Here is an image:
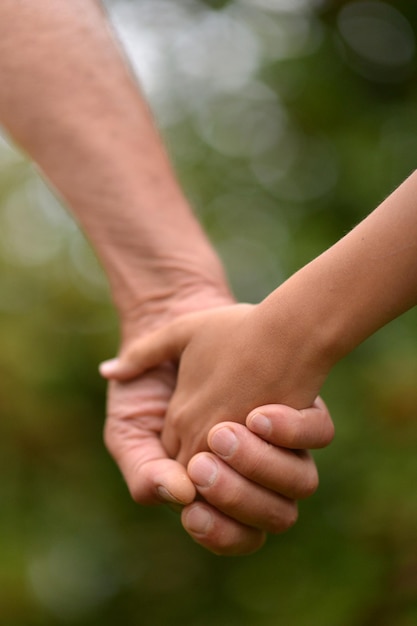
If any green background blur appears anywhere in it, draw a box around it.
[1,1,417,624]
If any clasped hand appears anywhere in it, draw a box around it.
[102,303,334,555]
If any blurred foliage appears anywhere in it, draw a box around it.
[1,0,417,624]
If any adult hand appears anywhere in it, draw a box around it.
[103,303,331,464]
[105,374,333,555]
[103,298,334,555]
[181,397,333,554]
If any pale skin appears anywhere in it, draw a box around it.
[0,0,334,555]
[103,171,417,489]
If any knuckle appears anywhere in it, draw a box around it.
[217,486,245,510]
[167,399,190,431]
[129,481,145,505]
[276,501,298,533]
[212,531,266,557]
[243,444,270,477]
[283,501,299,531]
[285,414,307,448]
[298,465,319,499]
[266,500,298,534]
[168,406,182,429]
[285,503,298,530]
[289,452,320,499]
[322,420,336,447]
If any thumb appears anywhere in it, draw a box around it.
[99,314,200,381]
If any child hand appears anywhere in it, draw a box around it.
[100,302,330,465]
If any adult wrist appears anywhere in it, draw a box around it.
[118,279,235,348]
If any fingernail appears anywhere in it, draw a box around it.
[156,485,183,505]
[210,427,237,457]
[183,505,212,534]
[188,455,218,487]
[99,358,119,377]
[248,412,271,437]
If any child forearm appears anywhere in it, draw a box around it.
[259,170,417,374]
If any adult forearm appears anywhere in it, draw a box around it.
[0,0,231,332]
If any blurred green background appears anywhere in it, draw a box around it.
[1,0,417,624]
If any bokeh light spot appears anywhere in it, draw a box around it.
[337,2,415,82]
[194,82,286,158]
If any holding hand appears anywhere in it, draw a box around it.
[101,303,330,464]
[104,368,333,554]
[102,302,334,554]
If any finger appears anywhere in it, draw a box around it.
[181,502,266,556]
[105,419,196,506]
[246,396,335,450]
[104,379,196,505]
[208,422,319,499]
[187,453,298,534]
[99,315,200,381]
